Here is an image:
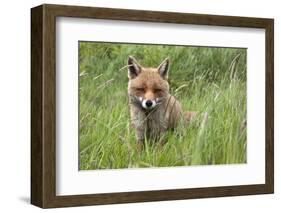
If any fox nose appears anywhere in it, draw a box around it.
[146,100,153,107]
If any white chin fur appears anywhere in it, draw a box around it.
[141,99,156,109]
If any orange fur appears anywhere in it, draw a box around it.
[127,56,196,147]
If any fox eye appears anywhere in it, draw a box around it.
[136,87,145,92]
[154,88,162,93]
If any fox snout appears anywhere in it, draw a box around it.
[139,97,157,110]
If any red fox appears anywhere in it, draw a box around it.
[127,56,197,148]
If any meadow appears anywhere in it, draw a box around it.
[79,42,247,170]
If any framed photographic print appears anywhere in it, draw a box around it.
[31,4,274,208]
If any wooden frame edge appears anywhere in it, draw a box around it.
[31,5,44,207]
[265,19,274,194]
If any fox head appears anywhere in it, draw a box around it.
[127,56,170,110]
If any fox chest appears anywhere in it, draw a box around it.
[130,104,171,140]
[144,111,168,137]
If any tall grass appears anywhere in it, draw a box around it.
[79,42,247,170]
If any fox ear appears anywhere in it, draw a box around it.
[128,56,142,79]
[158,57,169,79]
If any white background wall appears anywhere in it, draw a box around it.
[0,0,279,212]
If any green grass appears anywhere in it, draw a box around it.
[79,42,247,170]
